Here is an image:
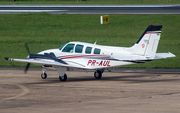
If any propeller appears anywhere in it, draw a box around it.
[24,63,30,74]
[23,43,67,73]
[24,43,31,74]
[25,43,31,55]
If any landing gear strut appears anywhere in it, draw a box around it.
[41,69,47,79]
[59,74,67,81]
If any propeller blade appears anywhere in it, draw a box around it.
[25,43,30,55]
[24,63,30,74]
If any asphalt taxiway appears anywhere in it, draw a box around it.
[0,69,180,113]
[0,5,180,14]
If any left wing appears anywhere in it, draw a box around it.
[4,57,87,69]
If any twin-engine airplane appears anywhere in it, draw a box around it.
[4,25,175,81]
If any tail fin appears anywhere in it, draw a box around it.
[130,24,162,58]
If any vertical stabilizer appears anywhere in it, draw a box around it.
[130,25,162,58]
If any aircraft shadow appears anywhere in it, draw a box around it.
[23,74,180,85]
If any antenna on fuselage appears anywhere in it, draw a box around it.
[94,38,98,45]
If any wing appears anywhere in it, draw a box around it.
[4,57,86,69]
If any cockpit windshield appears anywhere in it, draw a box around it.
[62,43,75,53]
[59,44,66,50]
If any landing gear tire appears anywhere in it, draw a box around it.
[59,74,67,81]
[94,70,102,79]
[41,73,47,79]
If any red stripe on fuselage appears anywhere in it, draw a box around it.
[60,55,108,59]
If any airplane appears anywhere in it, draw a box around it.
[4,24,175,81]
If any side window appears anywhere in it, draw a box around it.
[75,44,84,53]
[62,44,75,53]
[94,48,101,54]
[85,47,92,54]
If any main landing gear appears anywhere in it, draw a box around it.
[59,74,67,81]
[94,70,103,79]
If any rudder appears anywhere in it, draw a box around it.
[131,25,162,58]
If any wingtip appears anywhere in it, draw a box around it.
[4,57,9,61]
[4,57,14,61]
[168,52,176,57]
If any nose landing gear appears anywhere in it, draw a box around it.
[41,69,47,79]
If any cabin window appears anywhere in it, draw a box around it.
[75,44,84,53]
[94,48,101,54]
[62,44,75,53]
[85,47,92,54]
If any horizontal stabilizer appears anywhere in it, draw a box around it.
[113,55,147,61]
[155,52,176,59]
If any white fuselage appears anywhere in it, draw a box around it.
[38,42,135,69]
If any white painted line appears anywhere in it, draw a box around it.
[0,84,29,101]
[0,10,66,12]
